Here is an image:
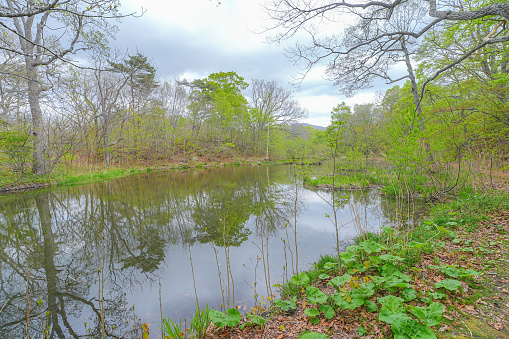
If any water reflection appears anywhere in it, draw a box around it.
[0,165,422,338]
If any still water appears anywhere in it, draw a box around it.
[0,164,418,338]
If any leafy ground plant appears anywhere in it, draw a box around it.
[209,308,241,328]
[207,191,509,339]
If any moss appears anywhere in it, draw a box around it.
[461,315,509,339]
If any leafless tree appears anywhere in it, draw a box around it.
[0,0,58,18]
[249,79,308,159]
[264,0,509,99]
[0,0,135,175]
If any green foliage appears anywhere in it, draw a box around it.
[290,272,310,286]
[327,273,352,291]
[298,332,329,339]
[356,326,367,336]
[190,303,211,338]
[378,295,406,324]
[304,308,321,324]
[306,286,328,304]
[434,279,462,292]
[401,288,418,302]
[162,316,186,339]
[319,304,335,319]
[240,314,267,329]
[209,308,241,328]
[274,297,297,312]
[427,265,480,278]
[391,317,437,339]
[0,130,32,176]
[408,302,444,327]
[333,282,374,310]
[304,308,319,317]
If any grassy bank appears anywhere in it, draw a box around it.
[190,188,509,338]
[0,157,295,193]
[302,160,475,201]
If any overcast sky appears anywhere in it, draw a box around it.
[114,0,381,127]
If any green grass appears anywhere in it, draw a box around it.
[57,168,136,186]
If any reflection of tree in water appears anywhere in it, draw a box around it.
[0,192,136,338]
[188,187,253,247]
[0,165,313,337]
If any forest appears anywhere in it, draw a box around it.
[0,0,507,196]
[0,0,509,339]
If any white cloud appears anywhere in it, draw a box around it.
[116,1,385,127]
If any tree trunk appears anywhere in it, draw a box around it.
[265,125,270,160]
[26,65,46,175]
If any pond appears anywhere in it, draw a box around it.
[0,164,421,338]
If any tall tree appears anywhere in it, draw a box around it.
[264,0,509,97]
[1,0,130,175]
[182,71,249,150]
[249,79,307,159]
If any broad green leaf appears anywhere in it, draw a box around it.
[407,241,425,249]
[209,308,241,327]
[430,292,446,300]
[371,275,387,287]
[408,305,426,321]
[324,262,338,270]
[381,263,400,277]
[368,255,382,265]
[393,271,412,282]
[209,309,228,327]
[319,304,335,319]
[364,299,378,312]
[380,254,404,262]
[310,317,320,324]
[422,302,444,327]
[461,269,480,277]
[225,308,241,327]
[439,266,462,278]
[299,332,329,339]
[392,317,436,339]
[378,295,406,324]
[349,283,375,299]
[274,297,297,311]
[249,315,267,326]
[328,273,352,290]
[401,288,417,301]
[304,308,319,317]
[332,292,364,310]
[319,273,331,280]
[339,251,358,264]
[306,286,328,304]
[383,276,413,292]
[358,240,387,254]
[291,272,310,286]
[435,279,462,292]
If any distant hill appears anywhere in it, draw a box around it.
[298,123,327,131]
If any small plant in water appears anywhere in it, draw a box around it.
[161,316,186,339]
[191,303,211,338]
[162,303,211,338]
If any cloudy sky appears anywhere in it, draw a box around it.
[114,0,380,127]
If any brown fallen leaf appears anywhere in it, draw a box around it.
[438,325,451,332]
[490,323,504,330]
